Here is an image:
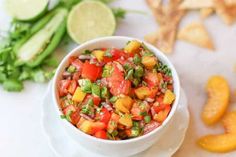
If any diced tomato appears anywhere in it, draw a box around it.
[69,56,77,64]
[131,103,143,120]
[144,72,159,88]
[59,80,71,97]
[99,108,111,124]
[82,61,102,81]
[70,109,81,125]
[154,105,171,123]
[92,122,107,134]
[143,121,160,135]
[107,64,131,95]
[148,88,158,99]
[103,48,127,63]
[71,59,83,71]
[83,94,101,106]
[125,129,132,137]
[63,105,76,115]
[68,80,77,94]
[94,130,107,139]
[72,72,81,81]
[107,113,120,133]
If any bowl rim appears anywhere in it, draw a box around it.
[52,36,180,144]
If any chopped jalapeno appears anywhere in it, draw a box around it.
[78,79,92,93]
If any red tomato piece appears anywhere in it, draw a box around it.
[143,121,160,135]
[94,130,107,139]
[103,48,127,63]
[59,80,71,97]
[144,72,159,88]
[72,71,81,81]
[99,108,111,124]
[131,103,143,121]
[154,105,171,123]
[68,80,77,94]
[148,88,158,99]
[71,59,83,71]
[63,105,76,115]
[69,56,77,64]
[92,122,107,134]
[83,94,101,106]
[107,113,120,133]
[82,61,102,81]
[70,109,81,125]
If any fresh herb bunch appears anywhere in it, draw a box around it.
[0,0,127,92]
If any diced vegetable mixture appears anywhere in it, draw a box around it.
[58,40,175,140]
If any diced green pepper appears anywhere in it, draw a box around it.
[78,79,92,93]
[102,64,113,77]
[144,115,151,123]
[109,96,118,103]
[101,86,109,98]
[92,83,101,97]
[131,127,140,137]
[134,65,144,78]
[125,69,134,80]
[67,65,76,73]
[133,54,141,64]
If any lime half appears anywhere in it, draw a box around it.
[6,0,49,21]
[67,0,116,44]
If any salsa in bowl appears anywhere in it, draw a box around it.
[52,36,180,156]
[57,40,176,140]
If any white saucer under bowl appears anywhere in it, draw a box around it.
[41,84,189,157]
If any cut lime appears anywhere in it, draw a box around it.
[67,0,116,44]
[6,0,49,21]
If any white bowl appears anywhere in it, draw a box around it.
[52,36,180,157]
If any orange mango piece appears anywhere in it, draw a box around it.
[197,134,236,153]
[201,75,230,125]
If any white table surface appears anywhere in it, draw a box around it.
[1,0,236,157]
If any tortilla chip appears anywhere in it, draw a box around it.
[179,0,213,9]
[225,0,236,5]
[145,0,185,53]
[200,8,214,19]
[146,0,162,9]
[156,26,177,53]
[177,22,214,50]
[214,0,236,25]
[144,31,159,45]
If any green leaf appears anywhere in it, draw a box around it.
[3,79,23,92]
[82,49,92,55]
[42,57,59,68]
[125,69,134,80]
[31,69,46,83]
[112,8,127,20]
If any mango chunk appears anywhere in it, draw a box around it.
[72,87,86,102]
[119,114,133,127]
[92,50,105,62]
[115,96,133,113]
[79,120,93,135]
[202,75,230,125]
[134,86,151,100]
[163,90,175,105]
[197,134,236,153]
[141,56,157,69]
[124,40,141,54]
[222,111,236,134]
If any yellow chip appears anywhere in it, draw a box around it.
[177,22,214,50]
[179,0,213,9]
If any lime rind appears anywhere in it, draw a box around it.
[6,0,49,21]
[67,0,116,44]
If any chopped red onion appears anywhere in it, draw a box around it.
[80,113,94,121]
[102,102,113,111]
[79,55,92,60]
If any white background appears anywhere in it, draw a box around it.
[1,0,236,156]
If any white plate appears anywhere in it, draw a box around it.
[41,84,189,157]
